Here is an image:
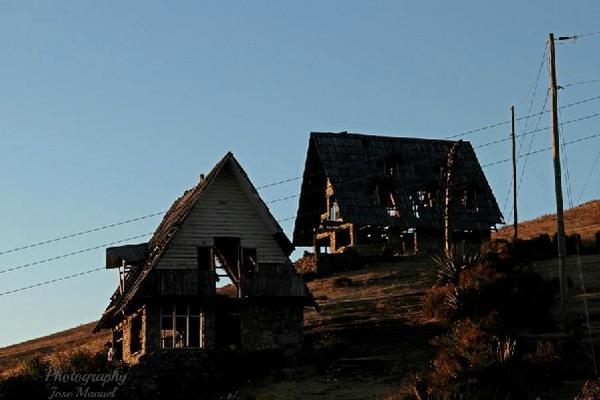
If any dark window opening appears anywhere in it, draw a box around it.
[112,329,123,361]
[384,154,403,177]
[383,191,400,217]
[130,312,142,354]
[197,246,213,271]
[336,229,351,250]
[409,193,420,218]
[160,303,204,349]
[462,188,478,211]
[328,195,338,221]
[214,237,241,296]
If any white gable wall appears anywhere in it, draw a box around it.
[155,163,289,270]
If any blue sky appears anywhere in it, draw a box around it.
[1,1,600,347]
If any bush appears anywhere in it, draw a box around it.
[423,244,556,332]
[422,285,454,320]
[55,350,109,372]
[575,379,600,400]
[20,356,51,379]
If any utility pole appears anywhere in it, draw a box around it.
[511,106,518,242]
[444,140,462,256]
[548,32,569,316]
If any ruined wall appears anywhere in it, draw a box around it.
[240,303,303,355]
[120,306,147,364]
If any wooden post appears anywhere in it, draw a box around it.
[511,106,518,242]
[444,141,462,256]
[548,33,569,315]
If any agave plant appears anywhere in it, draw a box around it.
[433,245,485,286]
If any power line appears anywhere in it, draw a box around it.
[474,111,600,150]
[577,149,600,203]
[0,267,105,297]
[5,129,600,297]
[2,94,600,259]
[255,176,301,190]
[0,212,164,257]
[0,232,153,275]
[562,79,600,88]
[557,31,600,41]
[481,130,600,168]
[499,43,548,216]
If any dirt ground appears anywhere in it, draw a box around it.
[240,258,442,400]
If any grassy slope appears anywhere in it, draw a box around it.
[241,257,441,400]
[0,322,109,377]
[495,199,600,243]
[0,258,440,399]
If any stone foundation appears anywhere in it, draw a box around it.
[240,303,304,353]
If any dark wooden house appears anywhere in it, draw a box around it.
[293,132,503,254]
[94,152,314,363]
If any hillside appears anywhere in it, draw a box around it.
[3,252,600,398]
[495,199,600,243]
[0,321,109,377]
[0,258,439,398]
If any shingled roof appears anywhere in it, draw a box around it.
[95,152,305,332]
[293,132,504,245]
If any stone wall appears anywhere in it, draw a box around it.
[240,303,303,355]
[120,306,146,364]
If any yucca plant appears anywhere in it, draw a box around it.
[433,245,485,286]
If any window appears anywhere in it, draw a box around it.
[385,192,400,217]
[384,155,403,177]
[160,303,204,349]
[130,312,142,354]
[462,188,478,211]
[329,196,338,221]
[409,193,420,218]
[197,247,213,271]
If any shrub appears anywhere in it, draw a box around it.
[20,356,51,379]
[425,317,526,399]
[57,350,110,372]
[433,247,485,286]
[575,379,600,400]
[422,285,454,320]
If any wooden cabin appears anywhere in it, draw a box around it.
[293,132,504,255]
[94,152,314,363]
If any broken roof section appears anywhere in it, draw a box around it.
[95,152,309,332]
[293,132,504,245]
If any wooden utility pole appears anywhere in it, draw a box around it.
[511,106,518,242]
[444,140,462,256]
[548,32,569,314]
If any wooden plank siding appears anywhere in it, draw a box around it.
[156,164,288,270]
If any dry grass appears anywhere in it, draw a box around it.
[0,321,109,378]
[495,199,600,244]
[242,258,442,400]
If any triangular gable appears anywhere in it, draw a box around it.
[94,152,297,332]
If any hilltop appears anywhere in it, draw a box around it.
[495,199,600,244]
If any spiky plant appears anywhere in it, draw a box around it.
[433,245,485,286]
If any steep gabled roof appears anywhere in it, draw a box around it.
[293,132,504,245]
[95,152,302,332]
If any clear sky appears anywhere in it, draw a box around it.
[1,1,600,347]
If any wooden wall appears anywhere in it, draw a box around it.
[156,164,288,271]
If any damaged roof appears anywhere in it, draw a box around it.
[293,132,504,245]
[95,152,310,332]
